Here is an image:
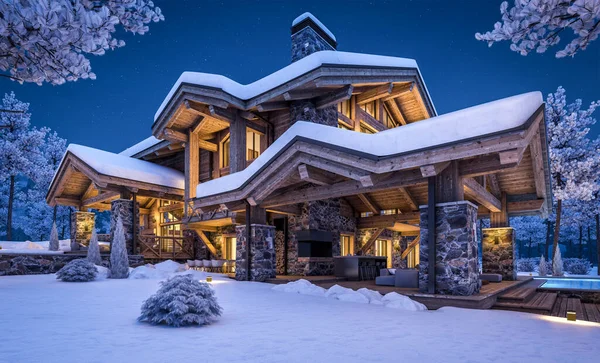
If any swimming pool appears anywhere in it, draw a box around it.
[538,278,600,291]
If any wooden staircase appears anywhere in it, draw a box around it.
[493,279,558,314]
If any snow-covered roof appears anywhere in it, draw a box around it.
[292,12,336,42]
[68,144,184,189]
[196,91,543,198]
[119,136,162,157]
[155,50,429,121]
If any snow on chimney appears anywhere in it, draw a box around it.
[291,12,337,63]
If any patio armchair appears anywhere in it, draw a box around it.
[187,260,195,270]
[375,268,419,288]
[212,259,225,273]
[194,260,203,271]
[202,259,211,272]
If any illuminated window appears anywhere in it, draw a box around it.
[380,209,397,215]
[360,212,374,218]
[381,107,398,128]
[375,239,392,268]
[341,234,354,256]
[360,101,377,118]
[247,130,261,160]
[337,99,351,117]
[223,237,237,260]
[407,243,420,269]
[221,136,230,168]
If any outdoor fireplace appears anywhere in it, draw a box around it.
[297,230,333,258]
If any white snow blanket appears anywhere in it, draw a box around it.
[1,271,598,362]
[119,136,162,157]
[0,239,71,254]
[196,91,542,198]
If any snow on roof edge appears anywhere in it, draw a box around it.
[195,91,543,199]
[292,12,336,42]
[153,50,421,122]
[119,136,162,157]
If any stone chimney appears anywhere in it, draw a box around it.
[291,12,337,63]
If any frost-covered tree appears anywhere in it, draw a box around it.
[546,87,600,266]
[476,0,600,58]
[109,215,128,279]
[49,222,59,251]
[511,216,546,257]
[553,246,564,276]
[87,229,102,265]
[0,0,164,85]
[56,258,97,282]
[0,92,47,240]
[539,255,548,276]
[138,275,223,327]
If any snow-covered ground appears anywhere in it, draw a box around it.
[518,266,599,278]
[0,239,71,254]
[1,264,598,363]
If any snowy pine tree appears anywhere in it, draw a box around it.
[553,247,564,276]
[49,222,59,251]
[87,229,102,265]
[539,255,548,276]
[476,0,600,58]
[138,275,223,327]
[56,259,97,282]
[0,1,164,85]
[109,216,129,279]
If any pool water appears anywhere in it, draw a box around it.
[540,278,600,291]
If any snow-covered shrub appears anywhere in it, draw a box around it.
[271,279,326,297]
[49,222,59,251]
[109,216,129,279]
[538,255,548,276]
[517,258,537,272]
[87,229,102,265]
[138,275,222,327]
[564,258,592,275]
[553,248,564,276]
[56,259,97,282]
[382,292,427,311]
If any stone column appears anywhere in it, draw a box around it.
[291,16,337,63]
[110,199,139,254]
[70,211,95,251]
[482,227,517,280]
[419,201,481,296]
[289,100,338,128]
[235,224,276,281]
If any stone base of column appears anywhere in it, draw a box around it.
[235,224,276,281]
[70,211,95,251]
[110,199,139,254]
[419,201,481,296]
[482,227,517,281]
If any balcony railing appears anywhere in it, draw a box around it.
[138,235,194,260]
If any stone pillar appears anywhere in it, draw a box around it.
[110,199,139,254]
[419,201,481,296]
[235,224,276,281]
[291,14,337,63]
[70,211,95,251]
[289,100,338,128]
[482,227,517,281]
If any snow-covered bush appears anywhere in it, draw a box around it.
[563,258,592,275]
[517,258,537,272]
[138,275,222,327]
[87,229,102,265]
[49,222,59,251]
[109,216,129,279]
[538,255,548,276]
[553,248,564,276]
[56,259,97,282]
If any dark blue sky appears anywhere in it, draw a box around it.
[1,0,598,153]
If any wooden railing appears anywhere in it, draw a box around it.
[138,235,194,260]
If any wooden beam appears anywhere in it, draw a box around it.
[499,148,525,165]
[265,204,302,216]
[486,174,501,198]
[463,177,501,212]
[190,116,206,134]
[458,154,518,178]
[208,105,235,123]
[357,193,380,214]
[420,161,450,177]
[198,139,218,153]
[401,235,421,259]
[398,187,419,211]
[385,99,407,126]
[163,128,188,143]
[229,112,246,173]
[529,131,547,199]
[381,82,414,102]
[315,85,353,109]
[435,161,463,203]
[257,101,288,112]
[158,202,184,213]
[356,83,393,105]
[337,113,355,129]
[82,191,119,207]
[283,89,327,101]
[490,193,509,228]
[184,130,199,216]
[356,107,385,132]
[298,164,334,186]
[54,197,81,207]
[196,230,218,256]
[357,228,385,254]
[357,213,420,229]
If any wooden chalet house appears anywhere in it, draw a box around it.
[47,13,551,296]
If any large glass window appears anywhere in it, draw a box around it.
[223,237,237,260]
[337,99,351,118]
[221,136,230,168]
[375,239,392,268]
[406,243,420,269]
[247,130,261,160]
[340,234,354,256]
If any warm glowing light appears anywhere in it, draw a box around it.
[538,315,599,327]
[206,276,213,283]
[566,311,576,321]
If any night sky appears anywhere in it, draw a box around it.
[1,0,598,153]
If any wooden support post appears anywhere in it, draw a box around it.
[490,193,509,228]
[132,193,137,255]
[184,129,199,217]
[435,160,463,203]
[230,111,247,173]
[427,176,436,294]
[245,200,252,281]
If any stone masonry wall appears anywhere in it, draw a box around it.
[70,211,95,251]
[0,254,144,276]
[291,26,335,63]
[235,224,276,281]
[110,199,140,254]
[289,100,337,128]
[482,227,517,281]
[419,201,481,296]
